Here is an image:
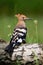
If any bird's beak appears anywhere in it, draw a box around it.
[25,18,32,20]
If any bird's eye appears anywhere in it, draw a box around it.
[22,17,24,19]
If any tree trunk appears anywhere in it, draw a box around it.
[0,40,43,65]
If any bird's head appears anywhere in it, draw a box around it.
[15,14,32,21]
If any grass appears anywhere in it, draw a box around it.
[0,15,43,43]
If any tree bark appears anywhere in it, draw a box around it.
[0,40,43,65]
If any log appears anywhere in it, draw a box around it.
[0,40,43,65]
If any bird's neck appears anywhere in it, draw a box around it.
[16,20,26,27]
[18,20,25,23]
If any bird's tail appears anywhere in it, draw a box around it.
[5,42,16,56]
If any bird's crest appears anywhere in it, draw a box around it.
[15,14,28,21]
[15,14,32,21]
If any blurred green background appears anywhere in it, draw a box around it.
[0,0,43,43]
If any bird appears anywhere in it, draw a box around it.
[5,14,32,56]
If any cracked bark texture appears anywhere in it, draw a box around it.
[0,40,43,65]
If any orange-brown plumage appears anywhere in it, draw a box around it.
[15,14,28,27]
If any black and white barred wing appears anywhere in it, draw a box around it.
[10,27,27,45]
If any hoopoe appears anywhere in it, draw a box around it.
[5,14,32,56]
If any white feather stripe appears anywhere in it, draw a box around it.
[17,38,22,43]
[18,33,24,36]
[13,44,15,47]
[13,32,17,36]
[16,28,26,33]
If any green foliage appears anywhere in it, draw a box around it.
[0,0,43,15]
